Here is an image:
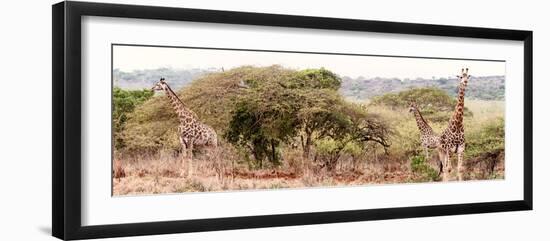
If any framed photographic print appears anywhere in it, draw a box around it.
[52,1,533,240]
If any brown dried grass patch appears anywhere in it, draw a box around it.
[113,159,126,178]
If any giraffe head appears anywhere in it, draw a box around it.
[457,68,471,86]
[408,101,418,113]
[152,77,168,91]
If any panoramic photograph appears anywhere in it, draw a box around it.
[111,44,505,196]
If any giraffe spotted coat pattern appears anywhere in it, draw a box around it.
[152,78,217,176]
[438,68,470,181]
[409,101,439,150]
[409,101,442,174]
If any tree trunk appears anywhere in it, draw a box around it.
[326,147,344,172]
[270,139,276,163]
[251,146,262,168]
[302,132,312,159]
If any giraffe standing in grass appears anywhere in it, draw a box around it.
[152,78,218,177]
[438,68,470,181]
[409,101,442,174]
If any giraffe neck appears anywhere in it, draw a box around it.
[449,81,468,127]
[413,109,433,135]
[162,85,196,121]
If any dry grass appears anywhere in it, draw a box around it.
[113,159,126,179]
[112,150,417,196]
[112,161,504,196]
[112,149,502,196]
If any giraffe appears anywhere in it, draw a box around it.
[409,101,442,174]
[152,78,218,176]
[438,68,470,181]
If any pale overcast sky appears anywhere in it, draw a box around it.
[113,45,505,79]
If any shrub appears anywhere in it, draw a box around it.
[113,87,154,149]
[370,87,472,120]
[465,117,505,159]
[315,138,345,170]
[410,155,439,182]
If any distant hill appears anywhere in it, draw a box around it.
[114,67,505,100]
[340,75,505,100]
[113,67,219,90]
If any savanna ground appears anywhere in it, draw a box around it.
[112,66,505,196]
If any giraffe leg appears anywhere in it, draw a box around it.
[438,150,447,181]
[438,152,443,177]
[179,136,187,177]
[441,150,452,182]
[179,136,186,158]
[457,144,465,181]
[187,140,194,177]
[445,149,452,181]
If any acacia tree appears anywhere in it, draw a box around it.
[296,90,345,158]
[225,82,301,167]
[316,104,391,171]
[225,67,391,170]
[286,69,343,158]
[225,68,341,165]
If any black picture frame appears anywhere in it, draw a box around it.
[52,1,533,240]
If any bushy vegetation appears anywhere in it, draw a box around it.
[410,155,439,182]
[465,117,504,159]
[119,66,272,154]
[371,88,455,111]
[113,87,154,149]
[113,65,505,195]
[119,66,390,168]
[462,115,505,179]
[370,87,472,121]
[225,67,389,169]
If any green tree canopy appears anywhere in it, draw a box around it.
[225,81,302,166]
[370,87,472,121]
[112,87,154,149]
[225,68,390,168]
[284,68,342,90]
